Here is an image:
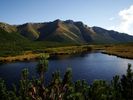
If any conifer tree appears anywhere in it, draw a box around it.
[36,54,49,85]
[121,63,133,99]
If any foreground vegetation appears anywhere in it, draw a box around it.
[0,55,133,100]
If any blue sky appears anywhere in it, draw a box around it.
[0,0,133,35]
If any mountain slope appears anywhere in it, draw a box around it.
[0,23,31,56]
[0,19,133,45]
[33,20,84,44]
[92,26,133,43]
[0,23,29,43]
[0,22,16,33]
[17,23,41,40]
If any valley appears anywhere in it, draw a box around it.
[0,20,133,62]
[1,0,133,99]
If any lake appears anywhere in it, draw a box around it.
[0,52,133,88]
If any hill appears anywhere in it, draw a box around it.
[1,20,133,45]
[0,19,133,57]
[16,19,133,44]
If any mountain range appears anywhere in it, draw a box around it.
[0,19,133,45]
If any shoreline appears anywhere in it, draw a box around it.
[0,53,43,63]
[1,50,133,63]
[91,44,133,60]
[0,44,133,63]
[0,52,89,63]
[101,51,133,60]
[0,45,92,63]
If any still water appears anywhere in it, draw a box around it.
[0,52,133,88]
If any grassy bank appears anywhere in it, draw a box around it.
[0,45,91,62]
[91,43,133,59]
[0,43,133,62]
[0,53,44,63]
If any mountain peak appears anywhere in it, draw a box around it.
[65,20,74,24]
[54,19,62,23]
[74,21,88,28]
[0,19,133,44]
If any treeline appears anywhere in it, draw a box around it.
[0,55,133,100]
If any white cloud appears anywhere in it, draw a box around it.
[109,17,115,21]
[117,5,133,35]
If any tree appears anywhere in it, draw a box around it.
[75,80,90,99]
[121,63,133,99]
[63,68,72,86]
[110,75,122,100]
[19,68,30,100]
[36,54,49,85]
[51,70,62,85]
[0,78,9,100]
[90,80,110,100]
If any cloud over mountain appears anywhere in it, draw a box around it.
[108,5,133,35]
[118,5,133,34]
